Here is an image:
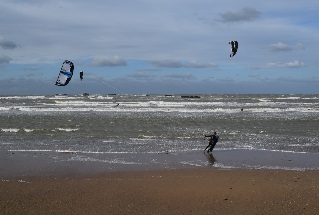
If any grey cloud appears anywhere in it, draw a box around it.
[0,55,12,64]
[0,39,19,49]
[219,7,261,22]
[91,56,127,67]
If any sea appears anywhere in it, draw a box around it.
[1,94,319,176]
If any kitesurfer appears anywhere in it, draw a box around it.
[204,131,219,153]
[80,71,84,81]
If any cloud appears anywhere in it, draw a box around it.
[149,60,217,68]
[219,7,261,22]
[187,61,218,68]
[150,60,183,68]
[128,71,155,80]
[266,60,305,68]
[270,42,291,51]
[0,55,12,64]
[0,38,19,49]
[163,73,195,80]
[285,60,305,68]
[269,42,305,52]
[90,56,127,67]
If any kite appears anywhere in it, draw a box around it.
[80,71,84,81]
[229,41,238,57]
[55,60,74,86]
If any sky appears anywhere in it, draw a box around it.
[0,0,319,95]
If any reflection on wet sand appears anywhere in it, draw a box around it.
[204,152,217,166]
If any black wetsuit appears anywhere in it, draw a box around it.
[204,134,219,152]
[80,71,83,81]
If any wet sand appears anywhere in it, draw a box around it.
[1,149,319,178]
[1,150,319,214]
[1,169,319,215]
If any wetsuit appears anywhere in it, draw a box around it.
[204,134,219,152]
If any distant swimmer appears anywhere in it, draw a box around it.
[204,131,219,153]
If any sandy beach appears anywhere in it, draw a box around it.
[1,168,319,215]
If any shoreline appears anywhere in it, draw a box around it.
[1,168,319,215]
[1,149,318,179]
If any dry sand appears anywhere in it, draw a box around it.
[1,168,319,215]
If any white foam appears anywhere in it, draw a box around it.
[1,94,318,114]
[102,140,115,143]
[68,155,142,165]
[55,128,79,132]
[212,163,237,169]
[23,129,34,132]
[54,100,114,106]
[242,164,313,171]
[180,161,203,167]
[8,149,52,152]
[1,142,13,145]
[276,97,301,100]
[0,95,46,100]
[1,128,20,133]
[56,150,80,154]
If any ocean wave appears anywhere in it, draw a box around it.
[55,128,79,132]
[1,128,20,133]
[67,155,142,165]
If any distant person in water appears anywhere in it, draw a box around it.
[204,131,219,153]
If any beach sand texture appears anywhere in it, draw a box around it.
[1,169,319,215]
